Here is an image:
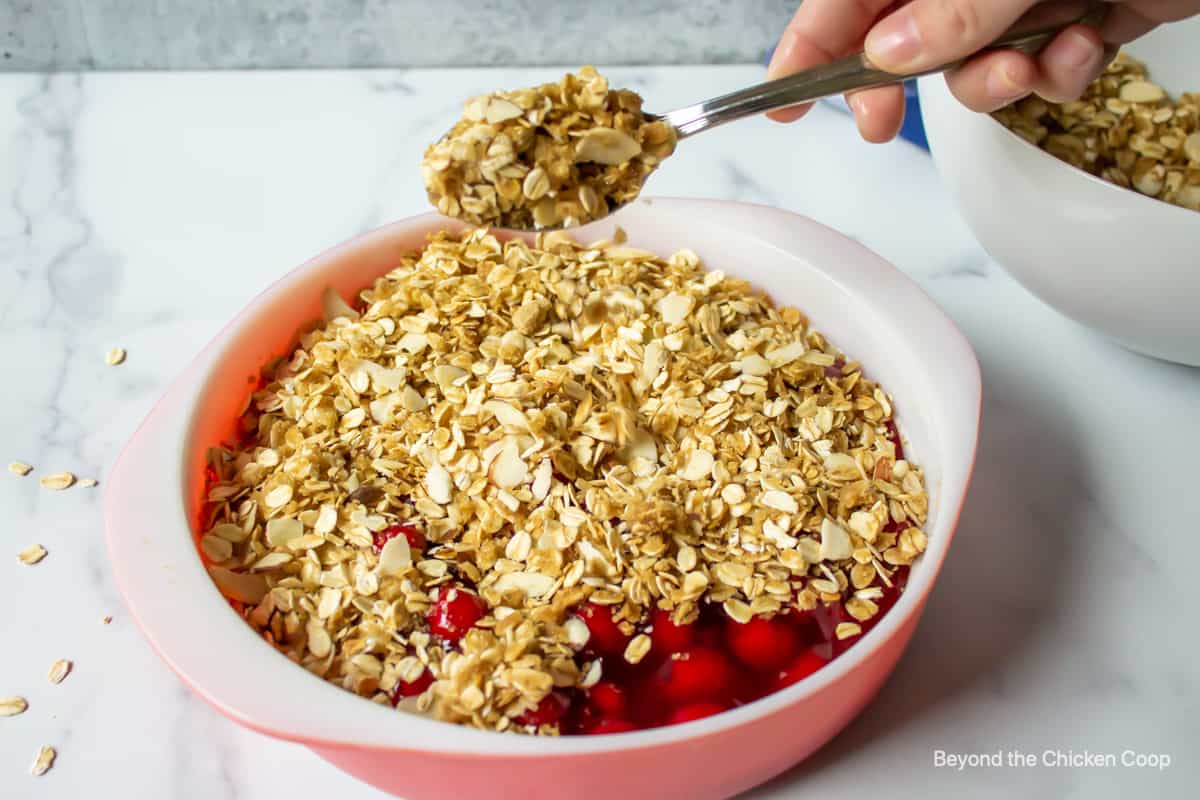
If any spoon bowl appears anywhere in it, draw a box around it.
[431,1,1106,231]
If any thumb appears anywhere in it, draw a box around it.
[865,0,1039,73]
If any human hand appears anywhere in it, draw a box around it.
[766,0,1200,142]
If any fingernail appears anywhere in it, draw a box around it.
[866,10,922,71]
[985,63,1027,102]
[1053,29,1101,70]
[766,34,796,80]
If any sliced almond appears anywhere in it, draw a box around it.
[761,489,798,514]
[378,535,413,576]
[493,571,555,599]
[426,461,453,505]
[208,566,267,604]
[1120,80,1165,104]
[486,97,524,124]
[321,286,359,322]
[482,399,530,430]
[200,534,233,563]
[819,517,853,562]
[656,292,693,325]
[575,127,642,165]
[490,442,528,489]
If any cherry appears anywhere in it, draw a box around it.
[515,691,571,728]
[648,608,695,660]
[724,614,800,672]
[390,668,434,704]
[426,585,485,644]
[373,522,425,554]
[576,603,631,658]
[884,420,905,460]
[770,648,830,692]
[668,703,729,725]
[656,647,736,706]
[587,681,628,719]
[588,718,638,735]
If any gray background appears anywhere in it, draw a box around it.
[2,0,795,70]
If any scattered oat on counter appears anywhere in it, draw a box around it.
[8,461,33,476]
[422,66,676,229]
[47,659,72,685]
[105,347,126,366]
[18,544,48,566]
[30,745,56,777]
[0,696,28,717]
[39,472,76,491]
[78,478,98,488]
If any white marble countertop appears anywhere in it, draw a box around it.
[0,66,1196,799]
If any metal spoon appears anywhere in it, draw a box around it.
[441,0,1109,231]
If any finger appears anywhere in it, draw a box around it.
[1034,24,1107,103]
[944,49,1038,111]
[767,0,895,122]
[865,0,1038,73]
[1105,0,1200,35]
[847,85,907,142]
[1101,4,1162,44]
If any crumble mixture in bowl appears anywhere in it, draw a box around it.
[992,53,1200,212]
[199,227,929,735]
[421,68,677,229]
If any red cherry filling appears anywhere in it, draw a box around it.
[516,691,571,727]
[426,585,485,643]
[668,702,729,724]
[884,419,905,460]
[648,608,695,660]
[577,603,631,657]
[656,647,736,706]
[390,668,434,704]
[373,522,426,554]
[587,681,628,719]
[724,614,801,672]
[588,718,637,735]
[770,648,830,692]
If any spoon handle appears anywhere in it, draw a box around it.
[663,0,1109,138]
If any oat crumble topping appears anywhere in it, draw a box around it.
[201,228,928,733]
[421,67,676,229]
[994,53,1200,212]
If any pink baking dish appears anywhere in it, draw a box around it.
[104,198,981,800]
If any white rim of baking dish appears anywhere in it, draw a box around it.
[104,197,981,756]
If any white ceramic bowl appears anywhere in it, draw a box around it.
[105,199,981,800]
[919,18,1200,366]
